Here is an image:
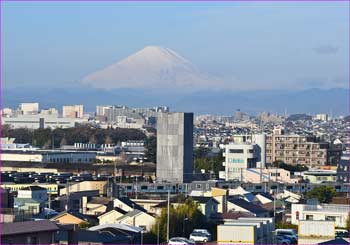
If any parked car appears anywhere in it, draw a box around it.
[275,229,297,243]
[276,235,291,245]
[192,229,212,237]
[335,229,349,238]
[189,232,211,243]
[168,237,195,245]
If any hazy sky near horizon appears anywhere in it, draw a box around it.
[2,2,349,90]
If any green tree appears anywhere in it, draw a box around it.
[79,221,91,229]
[150,198,207,242]
[2,125,147,148]
[145,136,156,163]
[194,149,224,176]
[306,186,336,203]
[194,147,210,158]
[272,160,308,172]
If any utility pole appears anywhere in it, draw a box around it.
[135,176,138,199]
[273,190,276,220]
[157,221,160,245]
[66,179,70,211]
[167,190,170,242]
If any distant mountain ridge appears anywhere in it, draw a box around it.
[81,46,223,90]
[3,87,348,116]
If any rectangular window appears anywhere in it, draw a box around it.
[326,216,336,221]
[229,149,244,154]
[306,215,313,220]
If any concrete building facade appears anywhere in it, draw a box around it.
[291,203,350,228]
[266,127,329,166]
[62,105,84,118]
[19,103,39,115]
[2,114,85,129]
[222,143,259,181]
[156,112,193,183]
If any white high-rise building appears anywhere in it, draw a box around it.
[19,103,39,115]
[62,105,84,118]
[314,113,328,121]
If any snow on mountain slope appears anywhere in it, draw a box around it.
[81,46,223,90]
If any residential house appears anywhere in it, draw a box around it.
[115,209,156,231]
[228,186,256,203]
[1,220,59,244]
[53,190,99,212]
[50,211,96,226]
[14,198,44,215]
[83,196,111,216]
[113,197,147,212]
[191,196,219,218]
[210,210,255,223]
[17,186,48,202]
[98,207,127,225]
[276,190,301,204]
[227,198,269,217]
[88,223,143,244]
[211,187,228,213]
[56,229,136,244]
[131,199,166,214]
[255,193,274,205]
[60,181,107,195]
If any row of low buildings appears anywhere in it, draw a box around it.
[2,103,87,129]
[1,102,169,129]
[2,103,84,118]
[2,177,349,244]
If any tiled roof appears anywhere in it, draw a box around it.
[228,198,268,214]
[1,220,59,236]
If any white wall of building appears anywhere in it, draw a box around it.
[291,204,350,228]
[223,143,259,181]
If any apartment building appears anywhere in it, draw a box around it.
[266,127,329,166]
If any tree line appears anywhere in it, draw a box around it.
[1,124,146,149]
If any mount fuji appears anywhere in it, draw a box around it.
[81,46,223,90]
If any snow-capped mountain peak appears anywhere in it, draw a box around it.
[81,46,221,90]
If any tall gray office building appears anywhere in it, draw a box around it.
[156,112,193,183]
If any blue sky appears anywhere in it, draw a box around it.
[2,1,349,90]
